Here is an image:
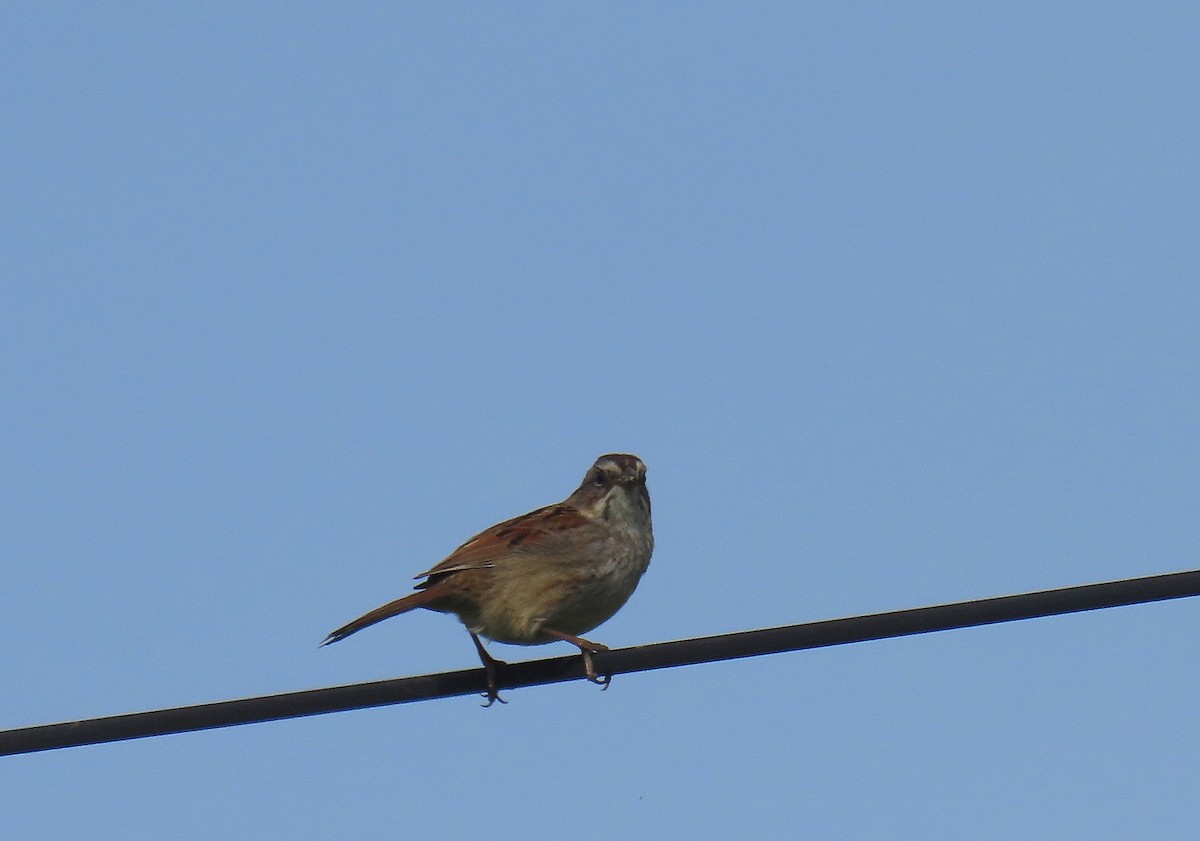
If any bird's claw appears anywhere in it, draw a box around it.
[580,649,614,691]
[592,672,613,690]
[470,632,511,708]
[481,688,508,707]
[479,659,510,707]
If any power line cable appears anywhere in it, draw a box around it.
[2,568,1197,757]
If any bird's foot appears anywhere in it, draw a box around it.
[539,628,615,691]
[470,632,509,707]
[576,639,612,689]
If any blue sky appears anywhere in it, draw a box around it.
[3,3,1198,838]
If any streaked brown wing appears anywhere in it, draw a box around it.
[415,503,591,581]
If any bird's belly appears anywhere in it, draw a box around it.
[472,554,648,644]
[542,566,641,634]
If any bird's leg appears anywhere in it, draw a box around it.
[469,631,508,707]
[539,628,613,689]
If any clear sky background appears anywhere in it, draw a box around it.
[3,4,1198,838]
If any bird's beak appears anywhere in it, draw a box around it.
[618,464,646,485]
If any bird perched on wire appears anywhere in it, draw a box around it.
[322,453,654,705]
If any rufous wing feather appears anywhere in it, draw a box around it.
[417,504,591,580]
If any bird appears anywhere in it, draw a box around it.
[322,453,654,704]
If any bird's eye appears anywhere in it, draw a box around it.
[593,472,606,487]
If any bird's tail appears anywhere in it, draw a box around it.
[320,585,446,646]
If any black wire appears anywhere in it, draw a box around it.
[2,568,1198,757]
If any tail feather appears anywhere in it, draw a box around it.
[321,587,443,646]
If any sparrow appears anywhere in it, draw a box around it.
[322,453,654,705]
